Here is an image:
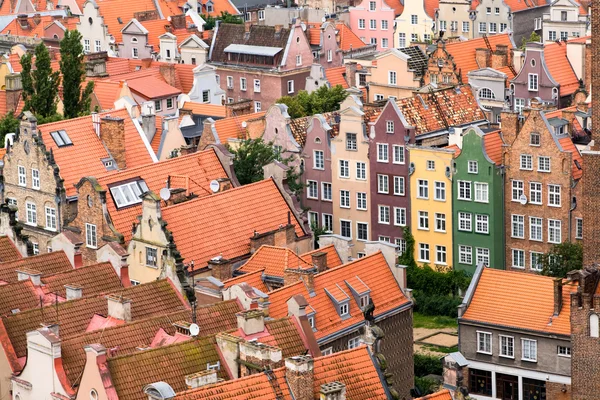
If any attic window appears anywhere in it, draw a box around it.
[207,361,220,370]
[50,130,73,147]
[117,17,123,24]
[109,180,149,208]
[206,4,213,12]
[131,37,138,43]
[339,303,349,316]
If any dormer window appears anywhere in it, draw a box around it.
[207,361,220,370]
[344,276,371,311]
[325,285,351,319]
[339,302,349,316]
[50,130,73,147]
[131,37,138,43]
[109,180,149,208]
[359,294,370,308]
[308,315,315,329]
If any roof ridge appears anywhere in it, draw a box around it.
[106,333,214,362]
[41,261,113,279]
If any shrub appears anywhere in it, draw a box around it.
[413,292,462,318]
[414,353,443,377]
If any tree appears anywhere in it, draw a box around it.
[541,242,583,278]
[520,31,542,49]
[0,112,19,147]
[20,43,61,118]
[60,30,94,118]
[201,11,243,30]
[398,226,417,267]
[227,138,276,185]
[276,85,348,118]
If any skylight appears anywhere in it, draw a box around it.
[109,180,149,208]
[50,130,73,147]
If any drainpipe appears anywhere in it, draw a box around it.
[569,178,577,242]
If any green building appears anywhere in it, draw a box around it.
[452,127,504,274]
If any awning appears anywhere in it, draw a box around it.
[224,44,282,57]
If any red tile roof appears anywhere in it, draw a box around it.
[0,236,21,263]
[483,129,504,165]
[41,262,123,299]
[384,0,404,15]
[212,111,266,143]
[416,389,453,400]
[446,144,461,157]
[91,80,122,111]
[238,245,312,278]
[462,267,577,336]
[223,269,269,293]
[424,0,438,19]
[300,244,343,269]
[174,64,196,94]
[127,76,182,99]
[161,179,307,266]
[504,0,547,11]
[96,0,160,44]
[336,22,367,51]
[544,41,580,96]
[268,252,409,341]
[0,280,40,317]
[325,66,349,88]
[182,101,227,117]
[0,251,72,284]
[543,107,584,180]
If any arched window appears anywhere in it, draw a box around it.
[131,37,138,43]
[590,314,599,337]
[478,88,495,100]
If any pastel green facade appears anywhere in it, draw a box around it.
[452,128,504,274]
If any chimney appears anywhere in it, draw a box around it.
[274,24,283,34]
[283,268,315,292]
[170,14,186,29]
[120,264,131,287]
[17,268,41,285]
[554,278,563,316]
[475,48,491,68]
[500,109,520,146]
[287,294,308,318]
[249,225,296,253]
[208,256,232,281]
[244,21,252,33]
[216,333,243,379]
[32,13,41,25]
[320,382,347,400]
[492,44,509,68]
[311,251,327,273]
[185,370,218,389]
[17,14,28,29]
[239,340,282,376]
[236,309,265,335]
[344,62,358,87]
[40,322,60,337]
[285,356,314,400]
[141,113,157,143]
[100,117,126,169]
[5,73,22,113]
[173,320,193,336]
[106,295,132,322]
[179,144,196,156]
[74,251,83,268]
[65,284,83,300]
[159,64,176,87]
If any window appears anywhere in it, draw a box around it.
[549,30,557,41]
[435,213,446,232]
[287,80,294,94]
[529,217,543,241]
[29,168,41,190]
[475,214,489,234]
[356,162,366,180]
[548,219,562,243]
[398,33,406,47]
[379,205,390,224]
[109,181,149,208]
[132,47,138,58]
[520,154,533,170]
[327,49,333,62]
[436,245,447,265]
[515,98,525,113]
[370,19,376,29]
[346,133,357,151]
[418,211,429,230]
[254,101,261,112]
[167,97,175,109]
[340,220,351,238]
[146,247,157,267]
[321,183,332,201]
[450,20,457,31]
[239,78,247,91]
[511,180,524,201]
[374,94,384,101]
[357,192,367,210]
[474,183,488,203]
[26,202,36,225]
[307,180,318,199]
[489,23,497,33]
[479,22,486,33]
[469,369,492,396]
[369,0,376,10]
[93,39,101,52]
[462,21,469,32]
[340,190,350,208]
[576,218,583,239]
[45,207,56,231]
[394,207,406,226]
[477,331,492,354]
[434,181,446,201]
[531,251,543,271]
[476,248,490,266]
[495,7,500,14]
[458,181,471,200]
[86,223,97,248]
[419,243,430,262]
[426,160,435,170]
[548,184,561,206]
[528,73,538,91]
[512,215,524,238]
[31,243,39,255]
[458,212,472,231]
[254,79,261,92]
[393,176,405,196]
[486,7,491,14]
[395,238,406,254]
[84,39,90,52]
[321,347,333,356]
[18,165,26,186]
[388,70,397,85]
[377,143,389,162]
[258,10,265,20]
[359,19,365,29]
[313,150,324,170]
[322,214,333,232]
[385,121,394,133]
[500,335,514,358]
[530,182,542,204]
[439,20,446,31]
[49,129,73,147]
[411,14,417,24]
[296,55,302,66]
[468,160,478,174]
[339,160,349,178]
[201,90,210,103]
[348,336,360,349]
[417,179,428,199]
[226,76,233,89]
[308,212,318,227]
[379,236,390,243]
[382,38,388,48]
[500,22,507,32]
[459,245,472,264]
[357,222,368,241]
[154,100,162,112]
[393,145,405,164]
[538,156,551,172]
[558,346,571,357]
[522,339,537,362]
[534,17,542,30]
[378,174,389,193]
[512,249,525,268]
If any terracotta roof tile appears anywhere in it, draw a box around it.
[268,252,409,341]
[91,80,122,111]
[0,236,22,263]
[182,101,227,117]
[384,0,404,15]
[416,389,453,400]
[324,66,349,88]
[0,280,40,317]
[462,268,577,336]
[503,0,547,12]
[95,148,228,243]
[161,179,307,266]
[558,136,583,180]
[213,111,267,143]
[174,63,196,94]
[336,22,366,51]
[424,0,438,18]
[230,317,308,358]
[544,41,580,96]
[238,245,312,279]
[446,144,461,157]
[41,262,123,299]
[300,244,343,269]
[0,251,72,284]
[96,0,160,44]
[128,76,182,99]
[309,25,321,45]
[105,58,133,76]
[483,129,504,165]
[223,269,269,293]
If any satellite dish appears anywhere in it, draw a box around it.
[241,121,247,128]
[519,194,527,205]
[159,188,171,201]
[321,16,326,23]
[189,323,200,337]
[167,16,172,21]
[209,180,220,193]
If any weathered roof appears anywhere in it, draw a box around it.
[0,251,72,284]
[223,269,269,293]
[238,245,312,279]
[416,389,453,400]
[300,244,343,269]
[0,236,21,263]
[41,262,123,299]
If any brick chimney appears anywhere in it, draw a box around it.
[73,250,83,268]
[320,382,347,400]
[236,309,265,335]
[245,21,252,33]
[553,278,563,316]
[159,64,177,87]
[185,370,218,389]
[283,268,315,292]
[239,340,283,376]
[285,356,314,400]
[208,256,232,281]
[17,268,41,285]
[5,73,22,113]
[582,150,600,265]
[274,24,283,34]
[100,117,126,169]
[106,295,132,322]
[475,48,491,68]
[65,284,83,300]
[249,224,296,253]
[311,251,327,273]
[170,14,186,29]
[492,44,509,68]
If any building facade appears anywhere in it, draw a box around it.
[542,0,589,43]
[393,0,434,48]
[367,49,421,102]
[472,0,512,38]
[347,0,396,51]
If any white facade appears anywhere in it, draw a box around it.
[178,34,209,65]
[78,0,113,54]
[542,0,589,42]
[394,0,434,47]
[188,63,224,104]
[159,32,178,62]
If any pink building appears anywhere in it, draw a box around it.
[347,0,398,52]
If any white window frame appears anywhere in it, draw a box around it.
[86,223,97,248]
[476,247,490,267]
[528,73,538,91]
[418,211,429,230]
[434,181,446,201]
[520,154,533,170]
[356,162,366,180]
[529,182,542,205]
[313,150,324,170]
[459,245,472,265]
[25,202,36,226]
[511,214,525,239]
[548,184,561,207]
[457,180,471,200]
[530,251,543,271]
[377,143,389,162]
[254,79,261,93]
[418,243,430,262]
[512,248,525,269]
[475,214,489,234]
[474,182,489,203]
[393,145,405,164]
[477,331,492,355]
[307,180,318,199]
[377,174,389,194]
[321,182,332,201]
[511,180,524,201]
[458,212,472,232]
[529,217,543,241]
[31,169,40,190]
[18,165,26,187]
[394,207,406,226]
[287,80,294,94]
[339,160,349,178]
[435,213,446,233]
[522,338,537,362]
[576,218,583,239]
[548,219,562,244]
[393,176,405,196]
[538,156,551,172]
[417,179,429,199]
[499,335,515,359]
[356,192,367,210]
[468,160,478,174]
[45,206,57,231]
[378,205,390,224]
[340,190,350,208]
[340,219,352,239]
[435,245,447,265]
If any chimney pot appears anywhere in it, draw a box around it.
[17,268,41,285]
[311,251,327,273]
[319,381,347,400]
[106,295,132,322]
[74,251,83,268]
[236,309,265,335]
[100,117,126,169]
[208,256,232,281]
[286,355,314,400]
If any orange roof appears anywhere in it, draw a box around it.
[446,144,461,157]
[308,24,321,45]
[128,76,182,99]
[336,22,366,51]
[300,244,343,269]
[40,262,123,299]
[160,179,307,266]
[568,35,590,44]
[462,267,577,336]
[151,115,164,154]
[182,101,227,117]
[558,136,583,180]
[0,236,21,263]
[174,63,195,94]
[483,130,504,165]
[416,389,453,400]
[503,0,547,11]
[544,41,580,96]
[0,15,78,38]
[213,111,266,143]
[91,80,122,111]
[95,148,228,243]
[324,66,349,88]
[96,0,160,44]
[268,252,409,341]
[0,251,72,284]
[223,269,269,293]
[138,19,174,50]
[384,0,404,15]
[38,108,154,196]
[174,346,388,400]
[445,34,514,83]
[424,0,438,18]
[238,245,312,278]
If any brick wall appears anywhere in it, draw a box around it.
[546,381,571,400]
[592,0,600,149]
[99,117,126,169]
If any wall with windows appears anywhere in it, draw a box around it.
[348,0,396,51]
[408,146,454,269]
[512,6,549,47]
[262,104,302,169]
[393,0,434,48]
[77,1,112,55]
[366,50,420,102]
[542,0,589,44]
[473,0,512,38]
[119,28,153,60]
[436,0,473,40]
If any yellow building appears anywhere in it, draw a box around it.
[408,146,454,270]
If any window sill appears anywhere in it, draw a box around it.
[499,355,515,359]
[458,229,472,233]
[416,197,429,200]
[476,351,492,356]
[378,191,389,195]
[392,162,406,165]
[417,228,429,231]
[521,358,537,363]
[511,265,525,269]
[379,221,390,225]
[557,354,571,358]
[393,193,405,197]
[435,230,447,233]
[434,198,447,202]
[418,259,430,263]
[458,198,472,201]
[474,200,489,204]
[376,160,389,163]
[511,236,525,239]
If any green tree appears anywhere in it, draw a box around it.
[520,31,542,49]
[0,112,19,147]
[541,242,583,278]
[20,43,61,118]
[227,138,276,185]
[398,226,417,267]
[201,11,243,30]
[60,30,95,118]
[276,85,348,118]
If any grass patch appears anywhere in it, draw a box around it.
[421,344,459,354]
[413,312,458,329]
